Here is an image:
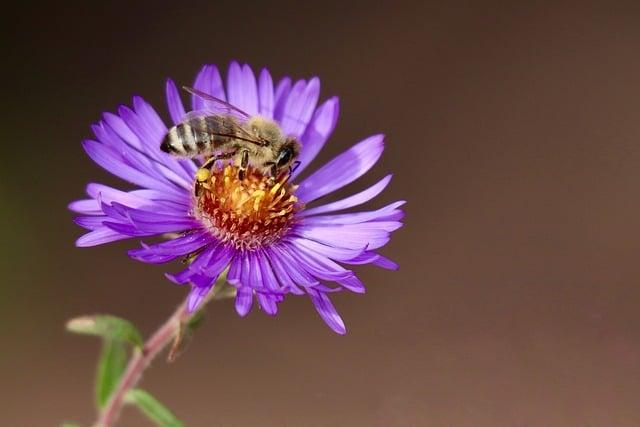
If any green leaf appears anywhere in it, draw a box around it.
[66,315,143,348]
[124,388,184,427]
[95,339,128,408]
[186,308,206,330]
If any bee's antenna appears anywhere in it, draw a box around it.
[289,161,301,175]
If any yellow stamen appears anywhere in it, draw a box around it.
[194,165,300,250]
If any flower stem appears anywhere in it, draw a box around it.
[93,278,232,427]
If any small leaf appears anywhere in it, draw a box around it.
[125,388,184,427]
[186,308,206,330]
[95,339,128,408]
[66,315,143,348]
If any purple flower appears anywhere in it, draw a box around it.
[69,62,404,334]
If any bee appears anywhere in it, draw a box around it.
[160,87,301,194]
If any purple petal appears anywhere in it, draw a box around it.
[296,135,385,203]
[258,68,274,118]
[166,78,187,124]
[94,122,188,186]
[226,255,242,285]
[263,247,305,295]
[97,198,127,222]
[235,286,253,317]
[75,227,131,247]
[109,202,194,226]
[308,290,346,334]
[226,62,258,115]
[192,65,226,110]
[74,215,105,230]
[102,109,196,181]
[82,140,182,195]
[273,77,292,122]
[118,101,194,182]
[133,188,190,205]
[269,245,320,287]
[256,250,281,292]
[310,284,343,293]
[371,254,399,270]
[130,253,178,264]
[241,63,259,115]
[181,243,220,273]
[280,77,320,137]
[256,292,278,316]
[287,237,366,262]
[189,273,217,289]
[285,244,355,282]
[118,102,162,153]
[104,217,197,236]
[375,211,405,222]
[301,201,405,226]
[300,174,392,217]
[73,182,165,215]
[102,112,140,149]
[133,96,167,143]
[346,252,398,270]
[202,244,234,276]
[68,199,101,214]
[291,97,339,180]
[286,243,365,293]
[86,183,149,207]
[237,252,252,288]
[102,121,192,189]
[294,223,395,250]
[146,234,212,255]
[128,231,210,263]
[165,244,218,284]
[247,250,264,289]
[187,284,213,312]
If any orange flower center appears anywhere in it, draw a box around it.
[194,165,300,250]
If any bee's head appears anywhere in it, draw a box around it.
[248,117,281,143]
[275,138,300,170]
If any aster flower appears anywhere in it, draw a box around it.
[70,62,404,334]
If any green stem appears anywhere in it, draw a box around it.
[93,278,231,427]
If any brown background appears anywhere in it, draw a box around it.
[2,1,640,426]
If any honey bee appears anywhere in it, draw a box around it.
[160,87,301,194]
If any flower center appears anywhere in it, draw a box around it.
[194,165,300,250]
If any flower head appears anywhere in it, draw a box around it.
[70,62,404,334]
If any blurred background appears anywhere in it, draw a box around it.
[2,1,640,426]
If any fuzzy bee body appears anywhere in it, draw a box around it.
[160,87,301,193]
[161,115,239,157]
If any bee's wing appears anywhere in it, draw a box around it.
[183,86,252,121]
[183,109,267,146]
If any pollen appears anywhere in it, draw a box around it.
[194,165,301,250]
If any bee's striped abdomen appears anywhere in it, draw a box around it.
[161,123,198,156]
[160,115,236,158]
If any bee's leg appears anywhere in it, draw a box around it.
[194,168,211,197]
[200,155,218,172]
[238,149,249,180]
[195,152,235,196]
[259,164,278,186]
